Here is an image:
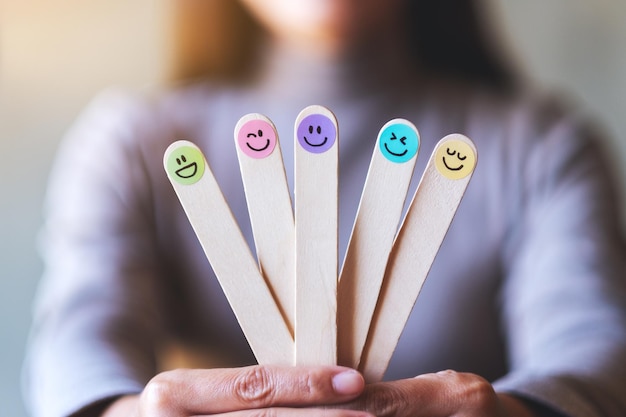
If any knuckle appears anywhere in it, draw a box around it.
[458,373,498,412]
[140,370,183,413]
[232,366,276,406]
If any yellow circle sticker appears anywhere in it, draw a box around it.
[434,137,476,180]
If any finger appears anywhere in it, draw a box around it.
[140,365,365,416]
[344,371,499,417]
[198,406,374,417]
[343,379,440,417]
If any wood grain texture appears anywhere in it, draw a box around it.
[164,140,294,365]
[294,105,339,366]
[359,134,477,382]
[337,119,419,369]
[235,113,295,336]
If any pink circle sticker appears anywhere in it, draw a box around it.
[237,119,277,159]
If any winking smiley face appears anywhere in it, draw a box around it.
[236,118,277,159]
[378,120,419,163]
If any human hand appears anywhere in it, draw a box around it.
[102,365,372,417]
[342,370,535,417]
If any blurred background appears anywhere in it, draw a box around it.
[1,1,625,415]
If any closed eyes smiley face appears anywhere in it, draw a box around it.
[378,121,419,163]
[443,147,466,170]
[237,118,277,159]
[434,137,476,179]
[165,144,206,185]
[297,113,336,153]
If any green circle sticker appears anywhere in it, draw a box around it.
[166,144,205,185]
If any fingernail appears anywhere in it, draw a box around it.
[332,370,364,395]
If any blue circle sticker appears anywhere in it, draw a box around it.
[378,123,419,163]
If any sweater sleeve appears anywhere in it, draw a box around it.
[22,90,167,417]
[492,97,626,417]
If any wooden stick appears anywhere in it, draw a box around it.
[337,119,420,369]
[164,140,294,365]
[294,105,339,366]
[359,134,477,382]
[234,113,295,336]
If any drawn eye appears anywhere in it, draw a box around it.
[457,154,466,161]
[258,129,263,137]
[446,148,456,156]
[400,136,407,145]
[316,125,322,134]
[176,154,187,165]
[309,125,313,134]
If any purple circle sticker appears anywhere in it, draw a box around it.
[237,119,277,159]
[296,114,336,154]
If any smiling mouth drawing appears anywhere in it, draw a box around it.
[442,158,463,171]
[246,139,270,152]
[383,143,408,157]
[175,162,198,178]
[303,136,328,147]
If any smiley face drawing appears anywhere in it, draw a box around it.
[378,121,419,163]
[434,135,477,180]
[236,118,277,159]
[297,113,337,154]
[165,143,206,185]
